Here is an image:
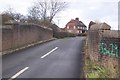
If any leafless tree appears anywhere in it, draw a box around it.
[28,6,41,21]
[28,0,68,24]
[2,8,26,23]
[49,0,67,22]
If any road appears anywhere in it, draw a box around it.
[2,37,85,79]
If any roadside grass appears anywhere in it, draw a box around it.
[85,58,110,78]
[84,40,119,79]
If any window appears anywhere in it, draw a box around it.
[74,26,76,29]
[83,27,85,29]
[67,26,69,29]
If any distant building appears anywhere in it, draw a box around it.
[89,21,111,30]
[64,18,87,34]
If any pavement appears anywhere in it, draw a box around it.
[2,37,85,79]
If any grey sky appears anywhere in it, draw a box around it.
[0,0,119,30]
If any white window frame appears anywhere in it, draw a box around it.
[80,27,82,29]
[74,26,76,29]
[67,26,69,29]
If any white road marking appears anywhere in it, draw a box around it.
[10,67,29,79]
[41,47,58,58]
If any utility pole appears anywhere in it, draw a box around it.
[58,19,60,25]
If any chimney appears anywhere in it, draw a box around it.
[75,18,79,21]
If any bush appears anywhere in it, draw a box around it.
[77,33,87,36]
[54,31,76,38]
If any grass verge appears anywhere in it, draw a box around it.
[85,58,110,78]
[84,39,119,79]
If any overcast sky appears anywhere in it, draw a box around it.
[0,0,119,30]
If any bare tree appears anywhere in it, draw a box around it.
[49,0,67,22]
[94,19,101,24]
[28,0,68,24]
[2,8,26,23]
[28,6,40,21]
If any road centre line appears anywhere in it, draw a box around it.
[41,47,58,58]
[9,67,29,80]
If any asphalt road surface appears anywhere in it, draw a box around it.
[2,37,85,79]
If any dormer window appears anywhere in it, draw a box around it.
[80,27,82,29]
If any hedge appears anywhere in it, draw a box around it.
[77,33,87,36]
[54,31,76,38]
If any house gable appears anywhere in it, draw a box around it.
[65,18,87,34]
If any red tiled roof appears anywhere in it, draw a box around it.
[66,19,86,27]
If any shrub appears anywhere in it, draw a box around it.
[54,31,76,38]
[77,33,87,36]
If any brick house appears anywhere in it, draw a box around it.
[65,18,87,34]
